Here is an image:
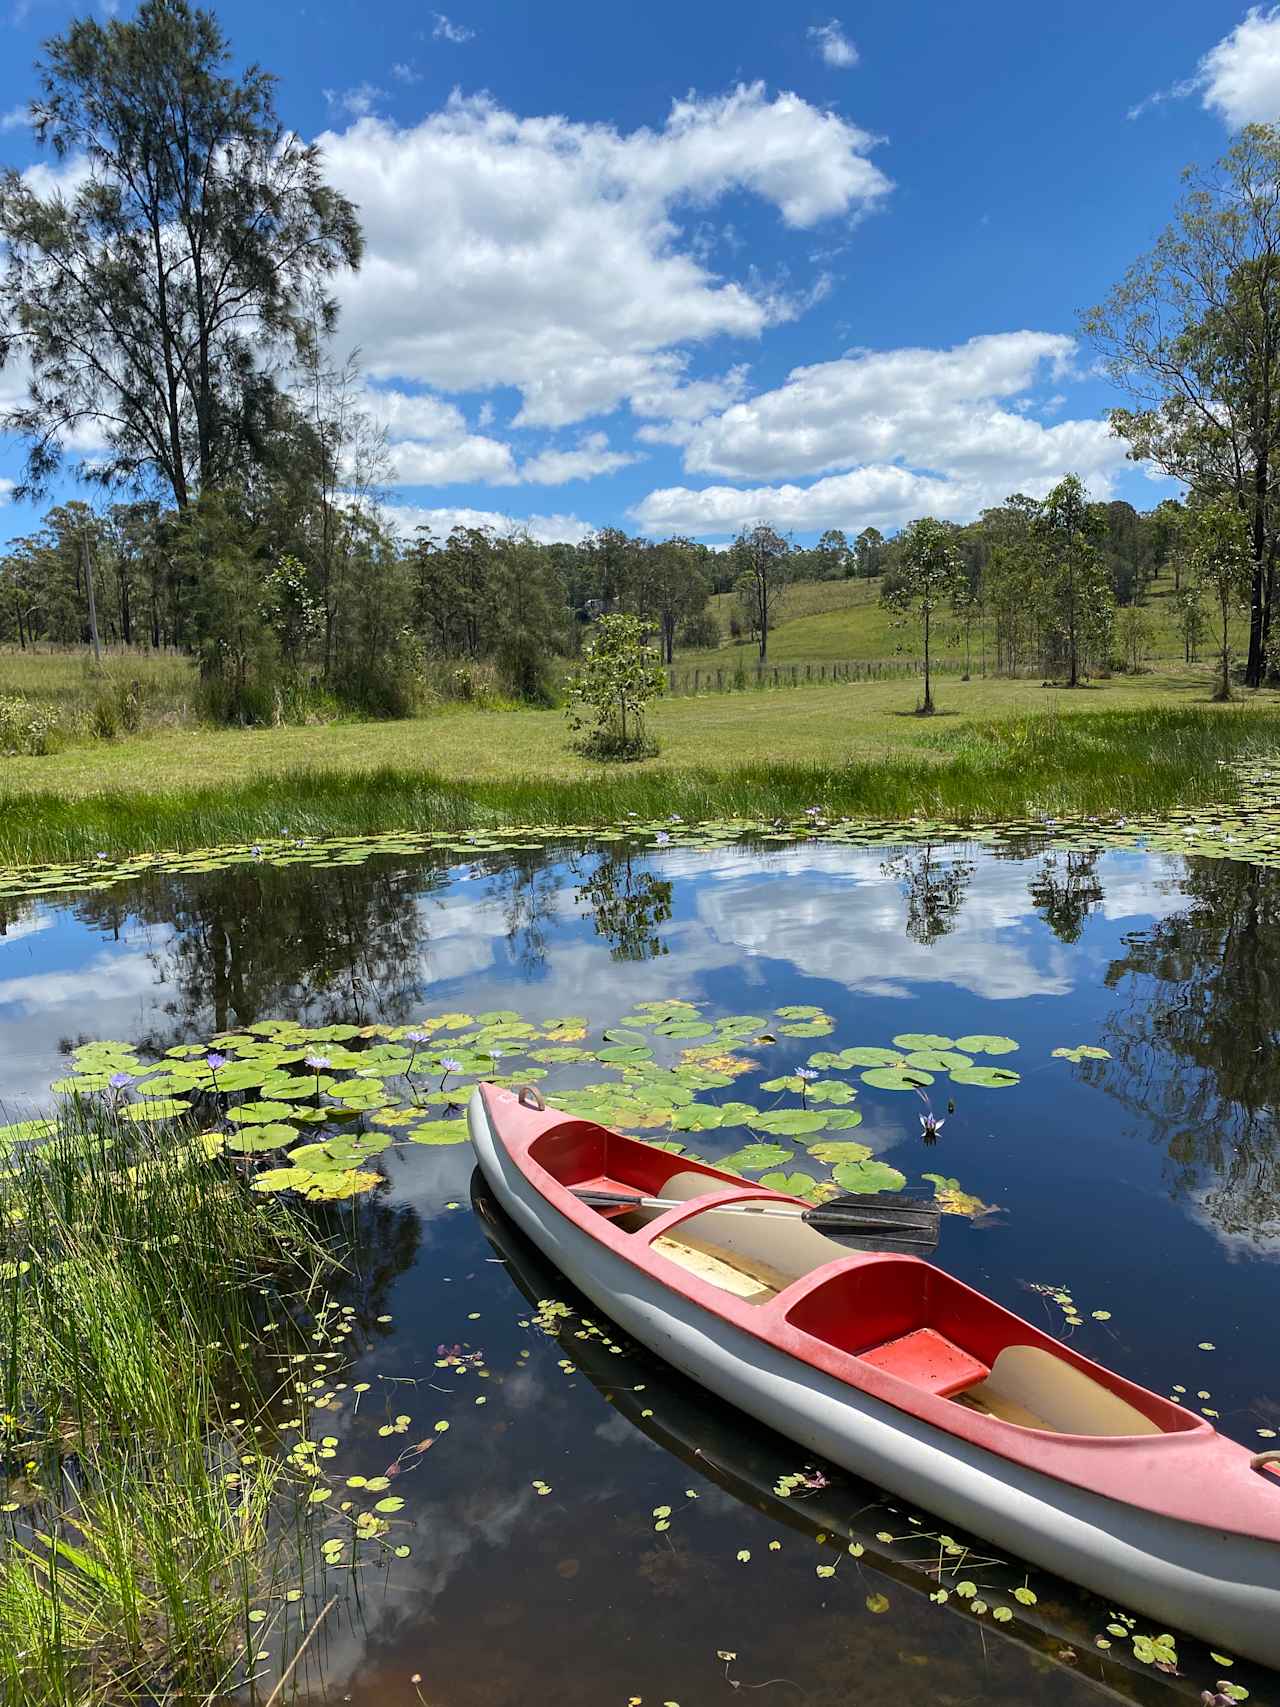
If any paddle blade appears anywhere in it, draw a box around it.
[804,1191,941,1234]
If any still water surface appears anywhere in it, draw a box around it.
[1,837,1277,1705]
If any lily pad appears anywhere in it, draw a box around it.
[823,1046,903,1068]
[892,1033,955,1051]
[223,1124,299,1153]
[953,1034,1019,1056]
[903,1050,972,1072]
[752,1109,828,1137]
[807,1139,873,1165]
[757,1171,821,1199]
[407,1124,469,1146]
[227,1100,295,1125]
[822,1108,865,1130]
[1051,1044,1112,1062]
[832,1159,907,1194]
[949,1065,1021,1088]
[671,1104,725,1132]
[860,1066,934,1091]
[596,1044,654,1065]
[122,1098,191,1122]
[719,1143,793,1174]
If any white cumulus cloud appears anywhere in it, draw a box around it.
[381,502,594,545]
[318,84,890,429]
[631,332,1129,536]
[808,19,858,69]
[1130,5,1280,125]
[432,12,475,43]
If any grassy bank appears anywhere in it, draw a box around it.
[0,1106,330,1704]
[3,700,1279,866]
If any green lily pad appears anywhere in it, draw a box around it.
[892,1033,955,1051]
[227,1101,295,1125]
[223,1124,299,1153]
[760,1074,804,1093]
[805,1079,855,1104]
[775,1005,826,1020]
[832,1159,907,1194]
[596,1045,654,1065]
[716,1101,761,1126]
[719,1143,793,1174]
[1051,1045,1112,1062]
[601,1028,647,1046]
[860,1067,934,1091]
[122,1098,191,1122]
[949,1065,1022,1088]
[752,1109,828,1137]
[822,1046,903,1068]
[757,1171,821,1199]
[822,1108,865,1130]
[903,1050,973,1072]
[807,1139,873,1164]
[406,1124,469,1146]
[953,1034,1019,1056]
[671,1105,725,1132]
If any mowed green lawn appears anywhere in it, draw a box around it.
[0,665,1269,799]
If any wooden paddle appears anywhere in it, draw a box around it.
[570,1187,941,1253]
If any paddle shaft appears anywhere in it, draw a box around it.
[571,1186,939,1236]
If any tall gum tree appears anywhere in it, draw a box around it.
[0,0,362,509]
[1084,125,1280,687]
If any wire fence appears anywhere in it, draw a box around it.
[663,656,974,697]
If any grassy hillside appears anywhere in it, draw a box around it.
[685,567,1246,670]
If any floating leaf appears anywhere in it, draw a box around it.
[832,1159,907,1194]
[671,1104,724,1132]
[752,1109,827,1137]
[596,1045,654,1065]
[922,1173,1000,1219]
[757,1171,821,1198]
[807,1139,872,1165]
[949,1065,1021,1088]
[407,1124,469,1146]
[892,1033,954,1052]
[719,1143,793,1174]
[223,1124,298,1153]
[1051,1044,1112,1063]
[860,1066,933,1091]
[122,1098,190,1122]
[953,1034,1018,1056]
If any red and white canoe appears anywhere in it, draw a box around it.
[468,1083,1280,1667]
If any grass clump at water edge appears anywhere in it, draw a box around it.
[2,704,1279,866]
[0,1103,333,1706]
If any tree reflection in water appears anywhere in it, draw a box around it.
[1098,858,1280,1249]
[575,849,673,962]
[70,860,437,1042]
[882,844,974,946]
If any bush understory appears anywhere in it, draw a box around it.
[3,705,1277,867]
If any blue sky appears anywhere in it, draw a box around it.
[1,0,1278,549]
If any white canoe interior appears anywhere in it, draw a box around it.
[597,1170,1161,1439]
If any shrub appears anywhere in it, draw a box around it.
[88,676,146,739]
[496,631,558,706]
[677,610,722,650]
[0,694,57,756]
[566,613,664,761]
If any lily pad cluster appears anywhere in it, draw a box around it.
[4,754,1280,903]
[7,999,1021,1221]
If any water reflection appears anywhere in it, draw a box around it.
[3,836,1280,1702]
[574,849,673,961]
[1098,859,1280,1252]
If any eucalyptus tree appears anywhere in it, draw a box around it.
[1084,126,1280,685]
[1186,494,1252,701]
[624,536,709,663]
[731,522,791,661]
[0,0,362,508]
[1033,475,1113,687]
[882,516,965,713]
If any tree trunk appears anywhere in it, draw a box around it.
[82,531,101,669]
[921,612,934,714]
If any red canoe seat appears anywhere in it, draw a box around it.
[857,1327,990,1398]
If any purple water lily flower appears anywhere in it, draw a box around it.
[405,1030,430,1045]
[304,1054,331,1071]
[439,1056,463,1076]
[796,1068,818,1081]
[108,1071,133,1091]
[655,831,671,846]
[920,1111,945,1145]
[206,1052,228,1072]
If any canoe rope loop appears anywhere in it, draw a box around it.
[516,1083,547,1111]
[1252,1449,1280,1474]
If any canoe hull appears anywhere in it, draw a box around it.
[469,1091,1280,1668]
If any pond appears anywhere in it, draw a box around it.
[1,832,1277,1706]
